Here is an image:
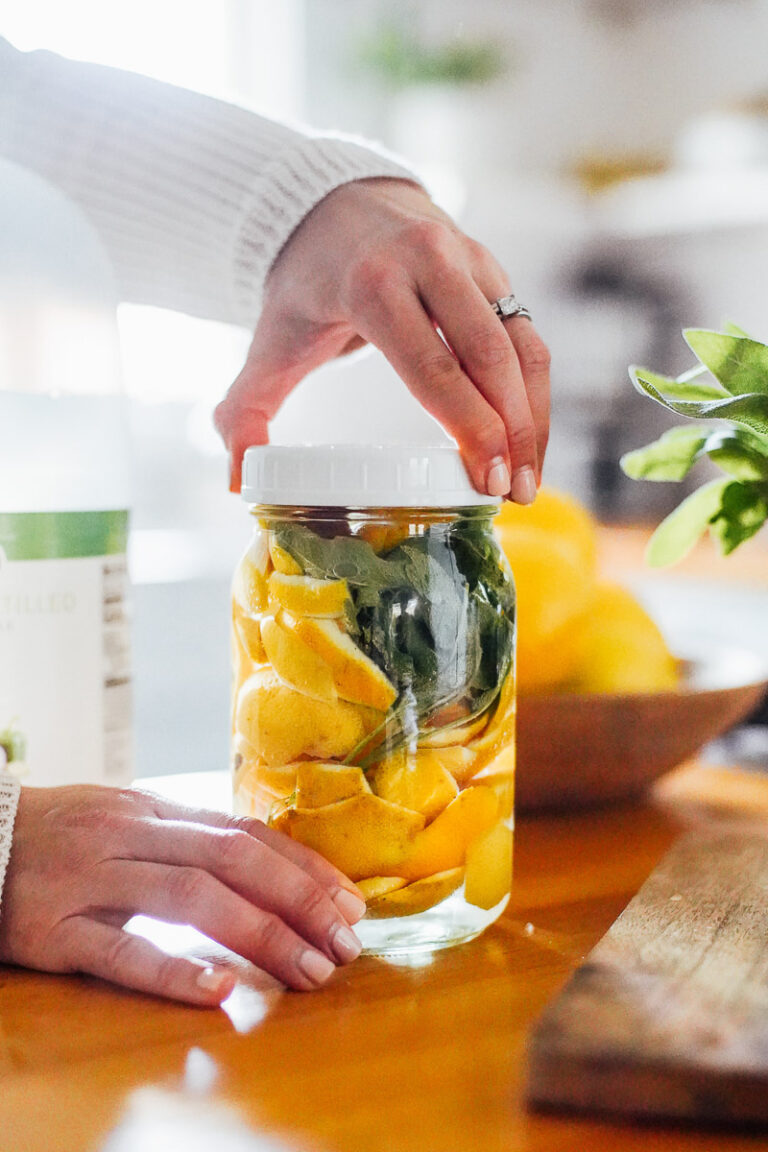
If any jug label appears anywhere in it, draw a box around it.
[0,510,131,786]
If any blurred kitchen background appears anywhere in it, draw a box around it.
[4,0,768,778]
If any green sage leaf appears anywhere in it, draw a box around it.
[722,321,752,339]
[709,481,768,555]
[704,427,768,481]
[645,478,730,567]
[683,329,768,397]
[628,364,727,402]
[620,425,711,482]
[633,372,768,437]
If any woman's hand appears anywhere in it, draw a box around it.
[214,178,550,503]
[0,785,366,1005]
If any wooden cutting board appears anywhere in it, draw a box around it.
[527,827,768,1127]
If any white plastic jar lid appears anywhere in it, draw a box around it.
[241,445,499,508]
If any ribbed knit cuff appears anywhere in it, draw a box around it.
[232,133,421,326]
[0,775,20,916]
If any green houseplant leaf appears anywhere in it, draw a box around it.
[622,425,768,484]
[704,427,768,480]
[722,322,752,339]
[622,325,768,564]
[709,482,768,555]
[683,330,768,396]
[632,371,768,437]
[620,425,711,482]
[629,364,727,402]
[645,479,731,567]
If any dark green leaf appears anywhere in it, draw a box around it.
[273,524,405,590]
[709,481,768,555]
[683,329,768,397]
[646,478,730,567]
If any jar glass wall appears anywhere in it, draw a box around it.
[230,498,516,955]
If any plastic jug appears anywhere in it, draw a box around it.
[0,159,133,786]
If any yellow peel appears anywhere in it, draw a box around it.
[272,792,425,882]
[268,536,302,575]
[260,614,337,703]
[464,820,513,910]
[235,669,376,766]
[418,709,490,748]
[232,536,269,615]
[289,615,397,712]
[295,762,371,808]
[369,748,459,822]
[399,785,499,882]
[234,610,267,664]
[268,571,350,618]
[365,868,465,919]
[466,668,517,767]
[357,876,407,901]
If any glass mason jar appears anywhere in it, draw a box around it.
[230,446,516,955]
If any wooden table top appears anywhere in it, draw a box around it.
[3,763,768,1152]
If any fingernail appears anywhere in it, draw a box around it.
[196,966,232,995]
[333,888,367,924]
[510,466,537,505]
[299,950,336,986]
[486,456,511,497]
[331,924,362,963]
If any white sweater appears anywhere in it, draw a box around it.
[0,38,417,912]
[0,37,416,328]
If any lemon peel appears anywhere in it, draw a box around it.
[288,614,397,712]
[260,614,337,702]
[268,571,350,617]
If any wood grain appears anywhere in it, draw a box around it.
[528,828,768,1126]
[1,767,767,1152]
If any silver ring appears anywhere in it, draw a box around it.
[492,294,532,323]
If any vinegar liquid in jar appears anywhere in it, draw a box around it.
[231,446,516,954]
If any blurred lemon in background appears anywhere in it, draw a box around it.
[495,489,598,692]
[568,582,679,694]
[494,488,679,696]
[495,486,598,576]
[497,527,593,691]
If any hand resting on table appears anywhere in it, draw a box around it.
[0,785,366,1005]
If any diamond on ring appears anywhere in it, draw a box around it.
[492,295,532,323]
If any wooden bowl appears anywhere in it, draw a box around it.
[516,639,768,813]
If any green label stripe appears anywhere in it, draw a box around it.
[0,510,129,560]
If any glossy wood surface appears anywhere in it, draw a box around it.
[5,523,768,1152]
[529,825,768,1123]
[3,763,768,1152]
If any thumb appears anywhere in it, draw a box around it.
[213,393,270,494]
[214,320,311,492]
[214,311,363,491]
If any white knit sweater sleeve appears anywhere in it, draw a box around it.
[0,37,419,328]
[0,775,21,916]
